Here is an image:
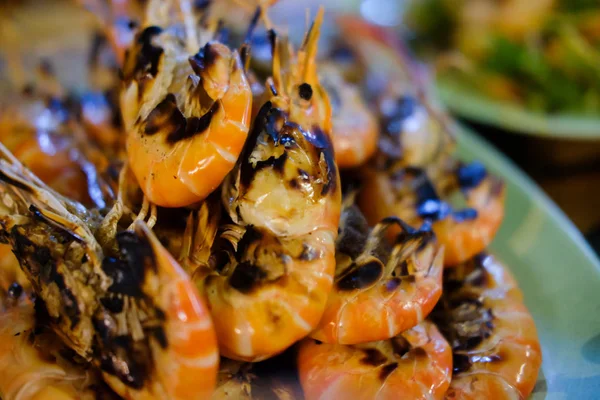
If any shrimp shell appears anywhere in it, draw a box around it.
[311,202,444,344]
[298,320,452,400]
[432,253,542,399]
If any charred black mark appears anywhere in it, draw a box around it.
[336,205,369,258]
[102,231,157,298]
[251,152,288,177]
[98,335,148,389]
[239,102,273,187]
[144,94,185,136]
[457,161,487,191]
[0,170,33,192]
[193,0,211,10]
[149,326,168,349]
[102,257,143,298]
[298,83,313,100]
[61,288,80,328]
[337,260,383,291]
[229,262,267,294]
[8,282,22,298]
[385,278,401,292]
[235,226,263,261]
[379,362,398,380]
[11,228,81,328]
[361,349,387,366]
[267,29,277,58]
[123,26,163,82]
[411,347,427,358]
[189,42,220,75]
[166,101,219,144]
[453,353,471,374]
[100,296,124,314]
[390,335,411,357]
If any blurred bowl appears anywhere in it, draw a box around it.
[436,74,600,140]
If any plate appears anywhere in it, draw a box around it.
[456,123,600,399]
[438,76,600,140]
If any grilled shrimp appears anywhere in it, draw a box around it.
[298,320,452,400]
[319,63,377,169]
[432,253,542,399]
[120,0,252,207]
[359,162,505,267]
[0,150,218,399]
[0,285,106,400]
[311,198,444,344]
[189,9,340,361]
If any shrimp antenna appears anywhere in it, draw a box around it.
[240,6,261,70]
[269,29,282,93]
[299,6,324,84]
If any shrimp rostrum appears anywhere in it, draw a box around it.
[0,149,218,400]
[190,9,342,362]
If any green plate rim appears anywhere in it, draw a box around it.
[438,76,600,140]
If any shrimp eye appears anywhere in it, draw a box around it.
[298,83,313,101]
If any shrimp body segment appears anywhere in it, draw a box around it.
[298,320,452,400]
[121,2,252,207]
[359,162,505,267]
[311,202,444,344]
[433,253,542,399]
[196,10,341,362]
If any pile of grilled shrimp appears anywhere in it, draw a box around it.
[0,1,541,399]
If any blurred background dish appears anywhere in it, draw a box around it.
[406,0,600,136]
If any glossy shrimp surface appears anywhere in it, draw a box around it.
[102,222,219,400]
[432,253,542,399]
[311,200,444,344]
[0,153,218,399]
[194,9,341,361]
[359,161,505,267]
[298,320,452,400]
[121,0,252,207]
[319,63,377,168]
